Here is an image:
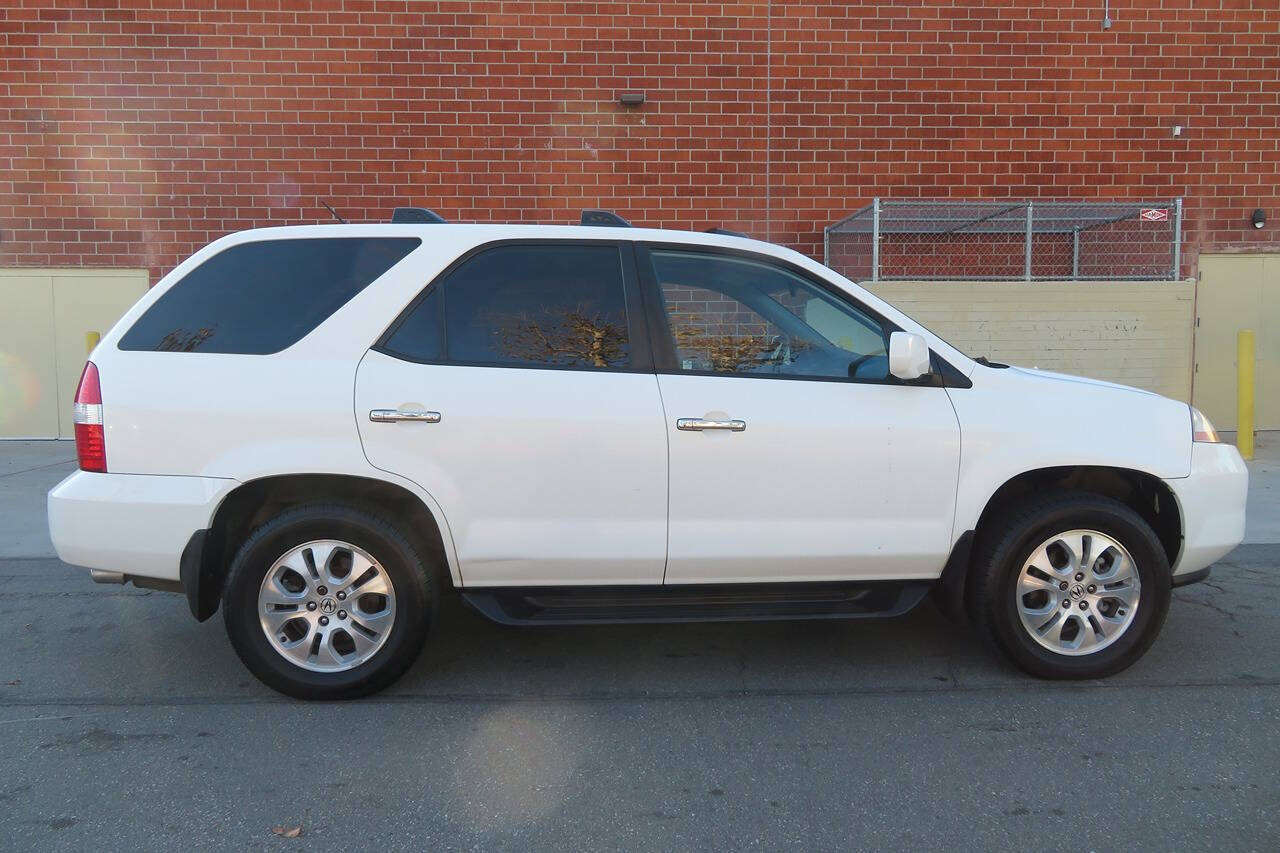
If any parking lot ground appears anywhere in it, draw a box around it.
[1,438,1278,850]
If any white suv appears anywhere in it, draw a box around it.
[48,211,1248,699]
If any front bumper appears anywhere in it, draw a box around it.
[47,471,236,582]
[1164,442,1248,580]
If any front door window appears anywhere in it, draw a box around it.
[650,250,889,381]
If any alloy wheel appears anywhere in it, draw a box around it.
[1013,529,1141,656]
[257,539,397,672]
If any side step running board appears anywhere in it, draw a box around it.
[461,581,932,626]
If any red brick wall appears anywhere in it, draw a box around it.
[2,0,1277,282]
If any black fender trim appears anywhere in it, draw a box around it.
[934,530,975,624]
[179,529,217,622]
[1171,567,1211,588]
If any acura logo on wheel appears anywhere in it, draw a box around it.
[1070,584,1086,600]
[320,598,337,614]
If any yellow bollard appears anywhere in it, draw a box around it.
[1237,329,1255,460]
[85,331,100,355]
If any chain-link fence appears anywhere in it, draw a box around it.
[825,199,1183,282]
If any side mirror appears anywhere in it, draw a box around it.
[888,331,931,381]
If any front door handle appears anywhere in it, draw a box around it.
[369,409,441,423]
[676,417,746,432]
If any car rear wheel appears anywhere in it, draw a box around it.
[223,504,433,699]
[970,492,1171,679]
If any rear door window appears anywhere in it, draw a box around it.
[380,243,632,370]
[119,237,420,354]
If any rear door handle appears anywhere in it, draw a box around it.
[676,417,746,432]
[369,409,441,423]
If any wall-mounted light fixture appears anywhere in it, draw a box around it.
[618,92,645,107]
[1252,209,1267,229]
[1101,0,1112,29]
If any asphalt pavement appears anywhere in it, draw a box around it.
[1,440,1277,850]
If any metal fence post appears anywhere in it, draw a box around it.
[871,198,881,282]
[1024,201,1034,281]
[1172,197,1183,280]
[823,225,829,268]
[1072,226,1080,279]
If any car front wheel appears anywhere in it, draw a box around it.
[970,492,1172,679]
[222,504,433,699]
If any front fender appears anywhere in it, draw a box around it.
[948,367,1191,538]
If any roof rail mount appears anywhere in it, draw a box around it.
[581,209,632,228]
[391,207,447,224]
[706,227,747,238]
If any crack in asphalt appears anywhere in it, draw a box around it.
[0,459,76,479]
[1,676,1277,709]
[0,591,161,600]
[1177,592,1241,622]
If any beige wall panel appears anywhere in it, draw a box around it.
[0,272,59,438]
[1193,254,1279,430]
[50,270,150,437]
[1,268,149,439]
[867,280,1195,402]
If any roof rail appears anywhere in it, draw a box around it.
[391,207,447,224]
[705,227,747,238]
[580,209,632,228]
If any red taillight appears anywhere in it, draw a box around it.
[74,361,106,473]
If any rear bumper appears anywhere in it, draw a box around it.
[1165,442,1248,579]
[47,471,236,582]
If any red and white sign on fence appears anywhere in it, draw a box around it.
[1140,208,1169,222]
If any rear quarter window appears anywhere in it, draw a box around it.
[118,237,420,354]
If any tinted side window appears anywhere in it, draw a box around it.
[381,287,442,362]
[650,251,889,380]
[119,237,420,354]
[432,244,631,369]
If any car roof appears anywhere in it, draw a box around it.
[223,221,778,251]
[215,222,829,284]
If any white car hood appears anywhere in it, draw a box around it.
[1005,366,1158,398]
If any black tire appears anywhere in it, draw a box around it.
[969,491,1171,679]
[222,503,434,699]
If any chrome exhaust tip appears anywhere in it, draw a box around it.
[90,569,127,584]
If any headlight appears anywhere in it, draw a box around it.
[1191,407,1220,443]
